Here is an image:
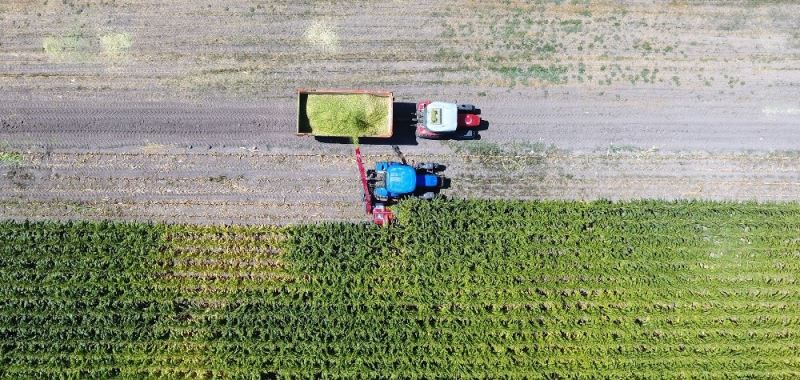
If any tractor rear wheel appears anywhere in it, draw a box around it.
[457,103,476,112]
[415,162,443,171]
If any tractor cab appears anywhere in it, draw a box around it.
[416,100,482,140]
[422,102,459,133]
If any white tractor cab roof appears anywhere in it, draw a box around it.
[424,102,458,132]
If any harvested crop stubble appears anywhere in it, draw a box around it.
[306,94,388,137]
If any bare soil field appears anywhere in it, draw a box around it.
[1,0,800,224]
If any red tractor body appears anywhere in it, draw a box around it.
[415,100,482,140]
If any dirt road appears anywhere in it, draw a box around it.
[1,1,799,224]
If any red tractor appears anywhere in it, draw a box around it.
[415,101,482,140]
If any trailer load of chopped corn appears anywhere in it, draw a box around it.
[306,94,389,137]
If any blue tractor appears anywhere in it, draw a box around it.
[355,147,447,225]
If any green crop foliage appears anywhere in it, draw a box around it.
[0,151,23,164]
[2,200,800,377]
[492,64,568,85]
[306,94,389,138]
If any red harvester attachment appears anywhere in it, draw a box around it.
[355,147,394,226]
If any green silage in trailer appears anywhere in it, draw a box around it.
[2,200,800,378]
[305,93,389,137]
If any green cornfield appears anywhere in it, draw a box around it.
[2,199,800,378]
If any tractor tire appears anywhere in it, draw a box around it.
[457,103,476,112]
[415,162,437,171]
[440,176,451,189]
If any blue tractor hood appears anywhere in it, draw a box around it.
[385,165,417,195]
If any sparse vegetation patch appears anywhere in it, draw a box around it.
[42,33,90,61]
[0,151,23,164]
[100,32,132,57]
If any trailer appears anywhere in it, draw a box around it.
[296,88,394,138]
